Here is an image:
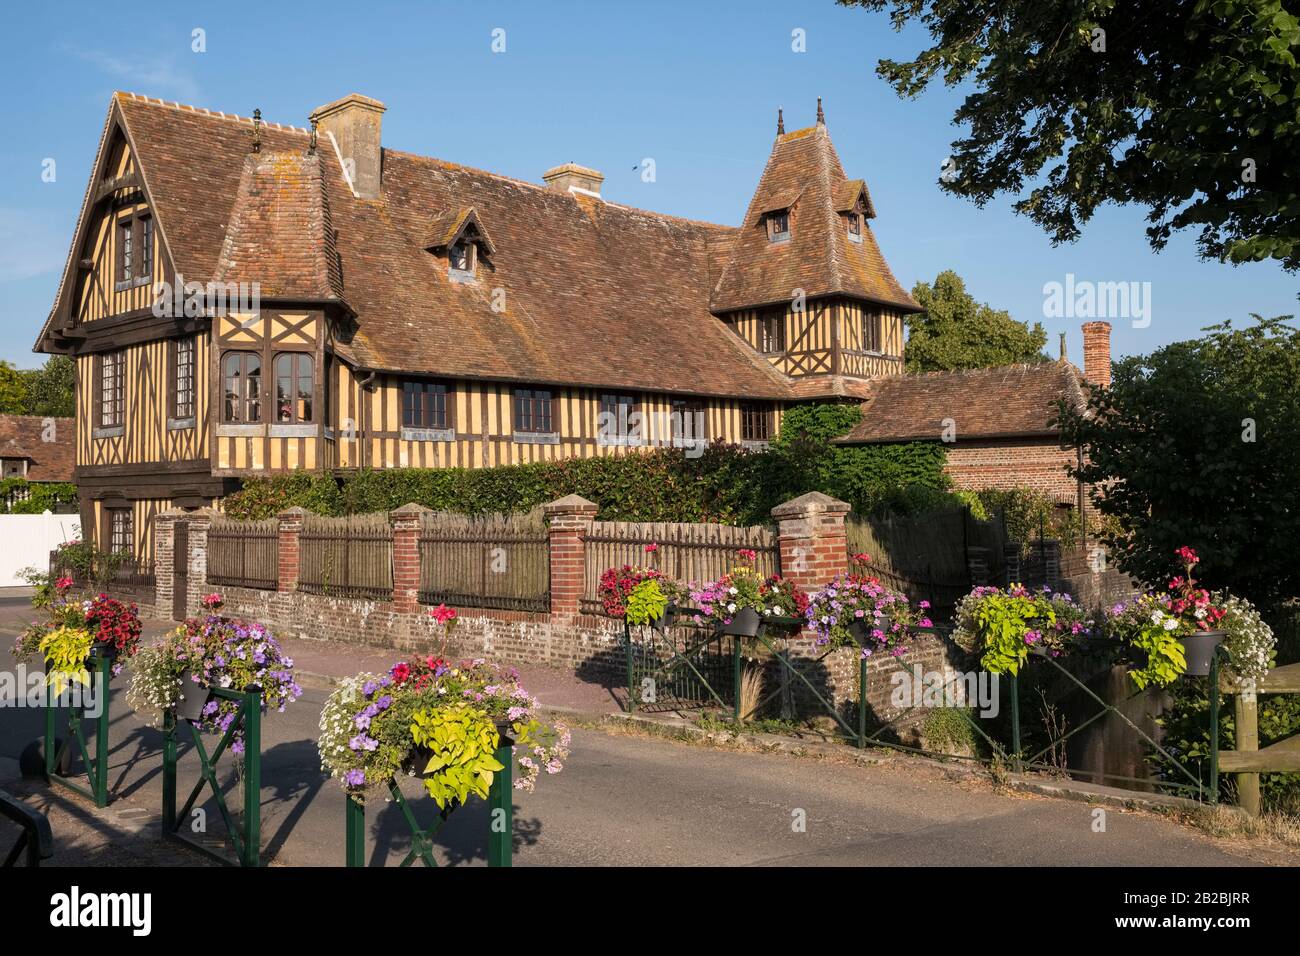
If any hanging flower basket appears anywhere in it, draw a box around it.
[319,647,569,807]
[1180,629,1226,677]
[719,606,763,637]
[649,601,680,633]
[175,669,213,723]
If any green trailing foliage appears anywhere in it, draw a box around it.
[0,478,78,514]
[408,705,505,810]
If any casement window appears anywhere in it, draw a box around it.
[1,458,27,478]
[671,398,707,444]
[598,393,638,445]
[861,309,882,353]
[402,380,450,430]
[758,309,785,354]
[766,210,790,242]
[140,215,154,278]
[118,221,133,283]
[169,337,196,421]
[108,507,133,556]
[448,240,476,277]
[222,351,262,423]
[115,211,153,288]
[513,388,554,434]
[97,351,125,428]
[274,353,314,424]
[846,212,862,242]
[741,402,772,443]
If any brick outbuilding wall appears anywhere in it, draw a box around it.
[943,438,1080,502]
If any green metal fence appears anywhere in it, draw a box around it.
[43,649,113,808]
[625,618,1224,803]
[344,733,515,867]
[162,684,263,867]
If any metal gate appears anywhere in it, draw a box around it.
[172,520,189,621]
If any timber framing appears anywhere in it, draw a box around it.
[39,92,930,563]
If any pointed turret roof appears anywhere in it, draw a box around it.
[711,110,920,314]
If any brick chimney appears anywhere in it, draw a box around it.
[310,93,386,200]
[543,162,603,197]
[1081,321,1112,387]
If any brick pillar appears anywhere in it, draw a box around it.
[153,509,181,614]
[390,503,429,613]
[543,494,598,619]
[770,491,851,593]
[277,507,307,592]
[185,509,215,615]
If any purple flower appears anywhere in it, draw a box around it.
[344,769,366,787]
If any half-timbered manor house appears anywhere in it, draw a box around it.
[37,92,926,561]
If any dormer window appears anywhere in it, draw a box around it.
[424,207,496,284]
[846,212,862,243]
[448,240,475,276]
[766,210,791,243]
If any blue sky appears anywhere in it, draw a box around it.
[1,0,1294,368]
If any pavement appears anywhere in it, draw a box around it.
[0,590,1293,867]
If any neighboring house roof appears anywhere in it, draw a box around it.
[0,416,75,481]
[710,122,919,314]
[38,95,922,402]
[836,362,1087,444]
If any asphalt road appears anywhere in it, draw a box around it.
[0,591,1271,866]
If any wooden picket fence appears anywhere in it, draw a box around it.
[418,510,550,613]
[299,512,393,601]
[581,520,779,615]
[208,516,278,590]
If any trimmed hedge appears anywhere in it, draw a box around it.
[0,478,78,514]
[223,403,955,524]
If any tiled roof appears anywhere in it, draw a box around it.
[836,362,1087,443]
[711,123,919,313]
[108,94,794,398]
[0,416,75,482]
[42,95,922,402]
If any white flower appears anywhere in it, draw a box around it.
[1162,618,1177,631]
[728,587,738,596]
[763,608,772,616]
[726,603,736,613]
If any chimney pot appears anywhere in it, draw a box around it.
[310,93,386,200]
[543,162,603,197]
[1081,321,1112,387]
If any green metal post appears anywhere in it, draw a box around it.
[625,620,636,714]
[857,654,868,749]
[1009,672,1021,770]
[1208,651,1220,805]
[241,685,262,867]
[345,795,366,867]
[92,653,110,807]
[487,739,513,868]
[43,671,55,778]
[732,634,743,721]
[161,710,176,834]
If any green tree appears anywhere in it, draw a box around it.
[1056,315,1300,610]
[841,0,1300,270]
[21,356,76,417]
[0,361,29,413]
[905,270,1049,372]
